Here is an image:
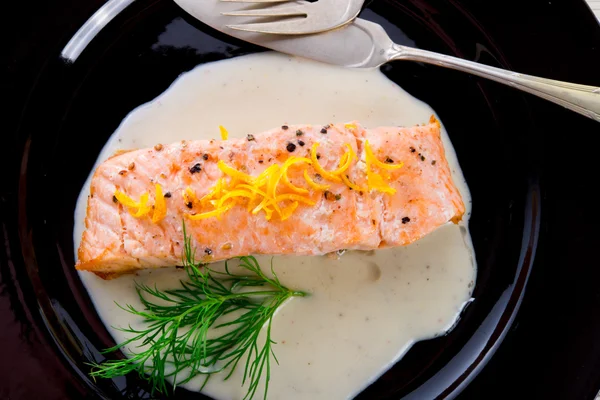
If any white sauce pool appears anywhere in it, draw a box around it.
[74,52,476,400]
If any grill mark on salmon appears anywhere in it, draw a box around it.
[76,119,465,278]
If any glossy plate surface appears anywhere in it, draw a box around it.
[1,0,600,399]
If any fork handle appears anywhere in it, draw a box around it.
[390,44,600,122]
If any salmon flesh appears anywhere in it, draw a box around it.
[76,118,465,279]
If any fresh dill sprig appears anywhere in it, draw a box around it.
[89,223,307,399]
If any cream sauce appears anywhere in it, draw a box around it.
[73,52,475,400]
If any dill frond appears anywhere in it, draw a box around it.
[88,223,307,399]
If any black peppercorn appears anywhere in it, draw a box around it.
[324,191,337,201]
[189,163,202,174]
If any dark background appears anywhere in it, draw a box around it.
[2,0,600,399]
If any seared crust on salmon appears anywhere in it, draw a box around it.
[77,119,464,278]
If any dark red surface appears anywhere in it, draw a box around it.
[2,0,600,399]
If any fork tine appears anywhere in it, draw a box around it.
[219,0,296,3]
[227,18,327,35]
[222,5,306,17]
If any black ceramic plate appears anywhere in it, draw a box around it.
[2,0,600,399]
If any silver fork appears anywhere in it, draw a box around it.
[220,0,364,35]
[214,6,599,121]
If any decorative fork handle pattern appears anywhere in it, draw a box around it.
[390,44,600,122]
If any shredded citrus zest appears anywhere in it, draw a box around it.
[183,140,401,220]
[236,184,266,197]
[365,141,404,171]
[113,136,405,222]
[253,164,277,185]
[266,165,283,214]
[114,190,153,218]
[281,156,311,194]
[252,198,270,215]
[344,123,357,130]
[280,201,298,221]
[183,187,198,207]
[264,207,274,221]
[131,193,151,217]
[249,164,281,215]
[235,183,265,211]
[310,143,342,183]
[364,140,405,194]
[217,190,254,208]
[341,173,366,192]
[303,169,330,191]
[330,145,355,176]
[218,161,253,183]
[199,178,224,206]
[114,191,140,208]
[187,204,233,220]
[344,143,358,160]
[219,125,229,140]
[152,184,167,223]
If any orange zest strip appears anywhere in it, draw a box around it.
[151,184,167,223]
[264,206,274,221]
[217,190,254,208]
[330,151,353,176]
[267,165,283,215]
[236,184,267,197]
[187,204,234,220]
[341,173,366,192]
[130,193,151,217]
[303,169,330,191]
[364,140,404,170]
[281,157,311,194]
[219,125,229,140]
[114,190,153,218]
[364,140,403,194]
[114,190,140,208]
[280,201,299,221]
[217,160,254,184]
[236,184,266,212]
[199,178,224,206]
[183,187,198,208]
[310,142,342,183]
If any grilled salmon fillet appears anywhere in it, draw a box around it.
[77,118,464,279]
